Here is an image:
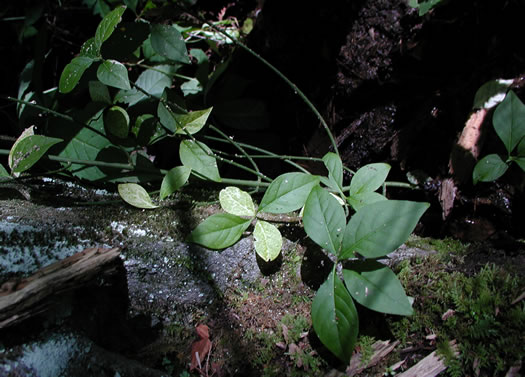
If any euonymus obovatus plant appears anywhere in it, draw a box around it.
[472,89,525,184]
[189,153,429,362]
[1,4,428,363]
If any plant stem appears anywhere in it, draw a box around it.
[177,7,340,156]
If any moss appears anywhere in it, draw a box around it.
[389,254,525,376]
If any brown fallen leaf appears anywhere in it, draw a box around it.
[190,324,212,371]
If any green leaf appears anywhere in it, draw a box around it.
[253,220,282,262]
[473,79,512,109]
[258,173,320,213]
[514,157,525,173]
[347,192,387,211]
[343,261,413,316]
[157,102,178,133]
[350,163,391,196]
[0,164,9,179]
[51,106,112,181]
[341,200,429,259]
[181,78,203,96]
[219,186,256,217]
[179,140,221,182]
[160,166,192,200]
[312,270,358,363]
[89,81,112,104]
[174,107,212,135]
[79,38,100,59]
[493,90,525,155]
[59,57,94,93]
[322,152,343,192]
[118,183,159,209]
[115,67,172,106]
[188,213,250,249]
[8,127,62,173]
[303,186,346,255]
[133,114,158,146]
[472,154,509,184]
[150,24,190,64]
[104,105,130,139]
[97,60,131,90]
[95,5,126,51]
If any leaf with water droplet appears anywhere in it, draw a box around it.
[219,186,255,217]
[59,56,94,93]
[254,220,282,262]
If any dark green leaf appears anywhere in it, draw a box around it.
[100,21,150,61]
[179,140,221,182]
[188,213,250,249]
[303,186,346,255]
[493,90,525,155]
[95,5,126,51]
[89,81,112,104]
[59,57,94,93]
[0,164,9,179]
[341,200,429,259]
[258,173,320,213]
[97,60,131,90]
[150,24,190,64]
[343,261,413,316]
[312,270,358,363]
[80,38,100,59]
[104,106,130,139]
[473,154,509,184]
[133,114,158,146]
[160,166,192,200]
[473,79,512,109]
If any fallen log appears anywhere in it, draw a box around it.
[397,340,459,377]
[0,247,121,329]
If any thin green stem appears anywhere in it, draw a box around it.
[209,124,263,186]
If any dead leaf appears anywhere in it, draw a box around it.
[190,324,212,371]
[281,324,289,344]
[275,342,287,350]
[511,291,525,305]
[442,309,455,321]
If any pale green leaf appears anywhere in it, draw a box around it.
[312,270,358,363]
[118,183,158,209]
[150,24,190,64]
[0,164,9,178]
[303,186,346,255]
[181,78,203,96]
[174,107,212,135]
[219,186,255,217]
[350,163,390,196]
[160,166,191,200]
[59,56,93,93]
[343,261,413,316]
[95,5,126,51]
[179,140,221,182]
[97,60,131,90]
[493,90,525,155]
[104,105,130,139]
[340,200,429,259]
[253,220,282,262]
[258,173,320,213]
[473,154,509,184]
[188,213,250,249]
